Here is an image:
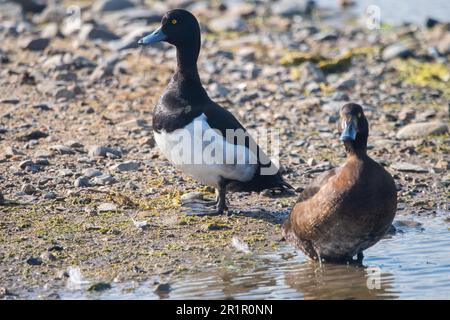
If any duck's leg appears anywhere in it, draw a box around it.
[356,251,364,262]
[182,183,228,216]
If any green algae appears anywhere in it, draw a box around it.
[393,59,450,97]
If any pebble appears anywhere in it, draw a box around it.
[21,183,36,195]
[26,257,43,266]
[272,0,315,17]
[43,191,57,200]
[19,159,35,170]
[391,162,428,173]
[382,43,413,60]
[93,0,135,12]
[83,168,103,178]
[209,16,246,32]
[40,251,57,262]
[78,24,120,42]
[98,202,118,212]
[88,282,112,292]
[18,130,48,141]
[20,37,50,51]
[74,176,91,188]
[110,161,140,172]
[335,79,356,91]
[396,122,448,139]
[299,62,325,83]
[91,174,117,186]
[88,145,122,158]
[209,83,230,97]
[180,192,204,204]
[49,145,75,155]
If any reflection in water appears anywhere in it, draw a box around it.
[58,213,450,299]
[283,260,398,300]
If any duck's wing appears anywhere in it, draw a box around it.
[297,168,338,202]
[203,100,270,164]
[204,101,292,191]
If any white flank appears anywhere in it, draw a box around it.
[154,113,257,188]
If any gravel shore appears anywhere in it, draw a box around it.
[0,0,449,299]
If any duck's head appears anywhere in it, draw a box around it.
[338,103,369,153]
[138,9,200,49]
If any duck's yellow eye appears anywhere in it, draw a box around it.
[171,19,177,25]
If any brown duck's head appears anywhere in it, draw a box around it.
[338,103,369,153]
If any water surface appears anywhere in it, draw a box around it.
[59,213,450,300]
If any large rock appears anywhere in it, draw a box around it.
[396,122,448,139]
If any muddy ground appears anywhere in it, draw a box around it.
[0,0,449,298]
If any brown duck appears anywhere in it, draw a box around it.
[282,103,397,262]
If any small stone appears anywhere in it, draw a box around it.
[32,103,51,111]
[272,0,316,17]
[209,83,230,97]
[299,61,325,83]
[117,118,148,129]
[93,0,135,12]
[110,161,140,172]
[49,145,75,155]
[154,283,171,294]
[209,16,246,32]
[41,22,59,38]
[26,257,43,266]
[40,251,56,262]
[91,174,117,186]
[0,287,11,298]
[78,24,120,42]
[18,130,48,141]
[396,122,448,139]
[19,159,34,170]
[21,184,36,195]
[20,37,50,51]
[98,202,117,212]
[58,169,73,177]
[307,158,317,166]
[83,168,103,178]
[0,192,4,205]
[88,282,112,292]
[43,191,57,200]
[335,79,356,91]
[236,47,256,62]
[88,145,122,158]
[391,162,428,173]
[4,146,24,158]
[180,192,203,204]
[382,43,413,60]
[74,176,90,188]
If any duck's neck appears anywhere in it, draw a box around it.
[344,135,368,158]
[174,43,208,102]
[175,41,200,78]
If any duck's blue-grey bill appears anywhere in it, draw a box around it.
[138,27,167,45]
[340,121,357,141]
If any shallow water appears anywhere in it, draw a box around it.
[318,0,450,25]
[58,212,450,300]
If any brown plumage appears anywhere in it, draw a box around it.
[282,103,397,262]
